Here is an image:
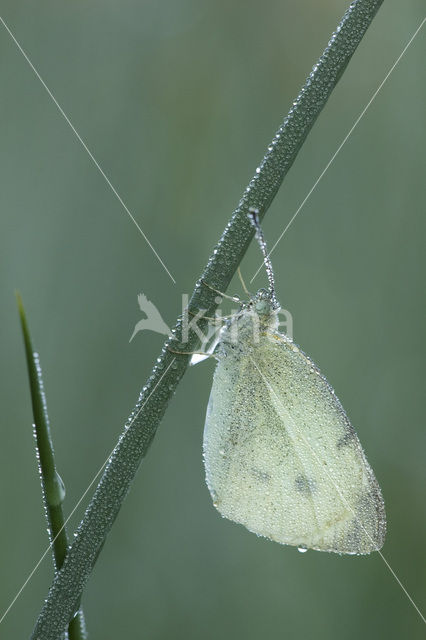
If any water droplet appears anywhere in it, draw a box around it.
[46,472,66,506]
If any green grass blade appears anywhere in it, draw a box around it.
[16,293,87,640]
[30,1,384,637]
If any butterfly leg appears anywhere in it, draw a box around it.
[200,279,242,303]
[187,309,233,323]
[237,267,251,296]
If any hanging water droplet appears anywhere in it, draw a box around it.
[46,471,66,506]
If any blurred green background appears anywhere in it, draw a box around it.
[1,1,425,638]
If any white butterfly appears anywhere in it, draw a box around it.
[203,210,386,555]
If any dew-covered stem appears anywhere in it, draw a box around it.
[17,294,87,640]
[30,1,384,637]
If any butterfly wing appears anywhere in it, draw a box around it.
[203,332,386,554]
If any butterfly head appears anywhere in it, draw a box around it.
[251,287,280,317]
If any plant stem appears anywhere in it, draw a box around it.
[17,294,87,640]
[30,1,384,637]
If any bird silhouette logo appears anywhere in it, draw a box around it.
[129,293,171,342]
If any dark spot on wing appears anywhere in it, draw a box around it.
[336,428,356,449]
[251,468,271,482]
[295,474,316,495]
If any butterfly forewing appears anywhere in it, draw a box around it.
[203,331,386,555]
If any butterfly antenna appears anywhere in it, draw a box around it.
[248,208,278,307]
